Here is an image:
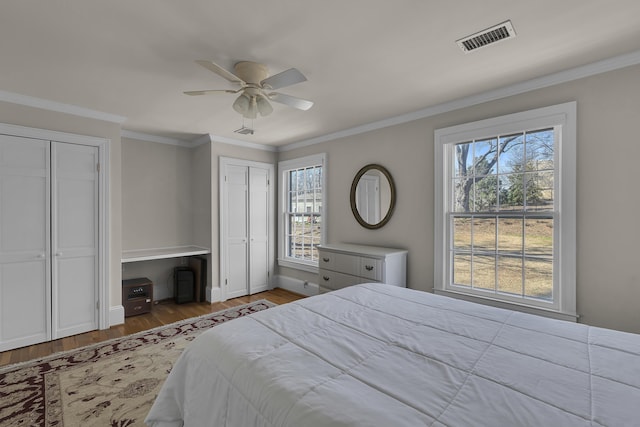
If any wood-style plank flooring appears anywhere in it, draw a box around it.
[0,287,304,368]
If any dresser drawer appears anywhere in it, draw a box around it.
[319,252,335,269]
[359,257,382,281]
[319,269,361,291]
[319,251,360,276]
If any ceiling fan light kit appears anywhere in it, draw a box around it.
[185,59,314,124]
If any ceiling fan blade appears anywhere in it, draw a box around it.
[268,92,314,111]
[261,68,307,90]
[183,89,240,96]
[195,60,244,84]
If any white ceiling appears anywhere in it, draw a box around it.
[2,1,640,147]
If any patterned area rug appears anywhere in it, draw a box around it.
[0,300,274,427]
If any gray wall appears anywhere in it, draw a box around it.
[279,63,640,334]
[121,138,193,249]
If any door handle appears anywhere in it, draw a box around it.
[37,253,45,259]
[55,252,63,256]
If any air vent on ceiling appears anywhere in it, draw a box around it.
[456,20,516,53]
[234,126,254,135]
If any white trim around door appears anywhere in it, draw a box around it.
[218,157,275,302]
[0,122,110,331]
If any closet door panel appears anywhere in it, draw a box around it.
[1,261,48,343]
[249,167,269,294]
[0,135,50,351]
[51,142,98,339]
[55,256,96,333]
[225,165,249,299]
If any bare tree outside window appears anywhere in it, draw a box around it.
[451,128,554,301]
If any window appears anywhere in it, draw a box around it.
[434,103,576,319]
[278,153,326,272]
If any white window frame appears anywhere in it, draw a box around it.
[278,153,327,273]
[434,102,577,320]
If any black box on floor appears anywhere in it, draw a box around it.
[122,277,153,317]
[174,267,195,304]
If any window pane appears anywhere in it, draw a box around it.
[498,133,524,174]
[454,142,473,177]
[527,171,553,211]
[525,218,553,256]
[499,173,524,211]
[525,258,553,301]
[289,171,297,190]
[473,217,495,252]
[474,139,498,176]
[474,175,498,211]
[291,191,299,212]
[472,255,495,291]
[453,217,471,250]
[453,178,472,212]
[498,217,522,253]
[497,256,522,296]
[526,129,554,170]
[453,253,471,286]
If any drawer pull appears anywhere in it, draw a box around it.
[323,276,330,281]
[365,265,374,271]
[322,257,330,262]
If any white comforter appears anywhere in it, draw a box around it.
[145,283,640,426]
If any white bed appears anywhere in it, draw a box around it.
[145,283,640,426]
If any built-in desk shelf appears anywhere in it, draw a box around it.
[121,246,211,263]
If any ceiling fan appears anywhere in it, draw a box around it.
[184,60,314,119]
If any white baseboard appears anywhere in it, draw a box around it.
[207,286,222,302]
[109,305,125,327]
[273,275,319,297]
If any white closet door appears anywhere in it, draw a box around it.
[224,164,249,299]
[0,135,51,352]
[249,167,269,294]
[51,142,98,339]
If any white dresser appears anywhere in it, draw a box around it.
[317,243,408,293]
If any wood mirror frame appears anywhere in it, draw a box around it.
[350,164,396,229]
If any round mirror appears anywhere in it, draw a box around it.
[350,164,396,229]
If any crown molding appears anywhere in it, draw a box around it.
[120,130,195,148]
[0,90,127,124]
[120,130,278,152]
[208,133,278,152]
[279,49,640,152]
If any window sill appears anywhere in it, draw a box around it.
[433,289,579,322]
[277,258,319,275]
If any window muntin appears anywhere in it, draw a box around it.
[435,102,576,318]
[449,128,555,305]
[286,165,322,263]
[278,153,326,272]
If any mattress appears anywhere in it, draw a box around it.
[145,283,640,426]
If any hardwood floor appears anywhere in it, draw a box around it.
[0,287,305,368]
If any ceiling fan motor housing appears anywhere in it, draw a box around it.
[234,61,269,86]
